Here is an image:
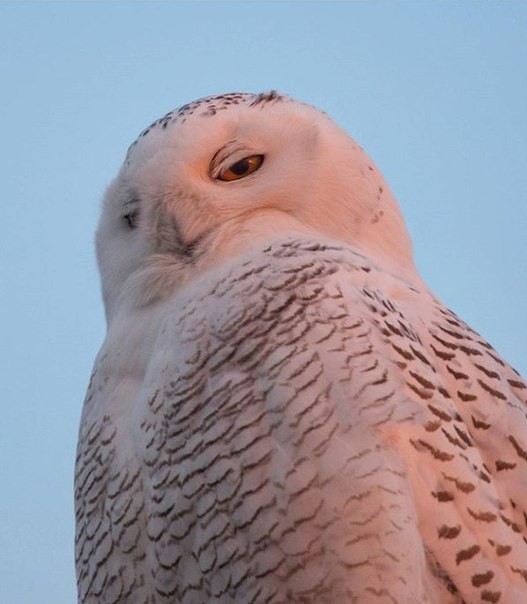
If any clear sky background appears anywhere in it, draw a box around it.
[1,2,526,602]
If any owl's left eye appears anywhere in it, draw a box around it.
[123,209,139,229]
[217,154,264,182]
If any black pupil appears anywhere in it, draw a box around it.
[230,158,250,175]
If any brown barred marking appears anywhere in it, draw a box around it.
[481,590,501,602]
[471,570,494,587]
[430,344,455,361]
[428,404,453,422]
[495,460,516,471]
[433,491,455,503]
[474,363,501,380]
[456,545,481,565]
[508,378,526,390]
[458,391,478,402]
[412,439,455,461]
[509,435,527,461]
[409,370,436,390]
[495,544,512,557]
[467,509,497,523]
[391,342,415,361]
[407,382,434,400]
[438,525,462,539]
[431,333,459,350]
[471,416,491,430]
[446,365,469,380]
[477,379,507,400]
[453,426,472,447]
[444,475,476,494]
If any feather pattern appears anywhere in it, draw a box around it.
[76,238,527,603]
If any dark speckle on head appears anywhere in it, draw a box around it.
[125,91,288,160]
[249,90,284,107]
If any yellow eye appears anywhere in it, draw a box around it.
[217,154,264,181]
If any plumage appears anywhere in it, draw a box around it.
[75,92,527,603]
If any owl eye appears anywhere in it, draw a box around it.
[217,154,264,182]
[123,209,139,229]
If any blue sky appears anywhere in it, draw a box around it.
[1,2,526,602]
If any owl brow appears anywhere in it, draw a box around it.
[122,194,141,209]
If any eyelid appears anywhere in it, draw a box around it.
[209,144,252,178]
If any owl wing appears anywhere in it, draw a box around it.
[77,237,527,603]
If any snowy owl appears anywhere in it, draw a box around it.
[75,91,527,603]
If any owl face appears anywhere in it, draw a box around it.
[96,92,414,324]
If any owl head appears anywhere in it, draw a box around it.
[96,91,415,324]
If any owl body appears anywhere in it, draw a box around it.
[76,93,527,603]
